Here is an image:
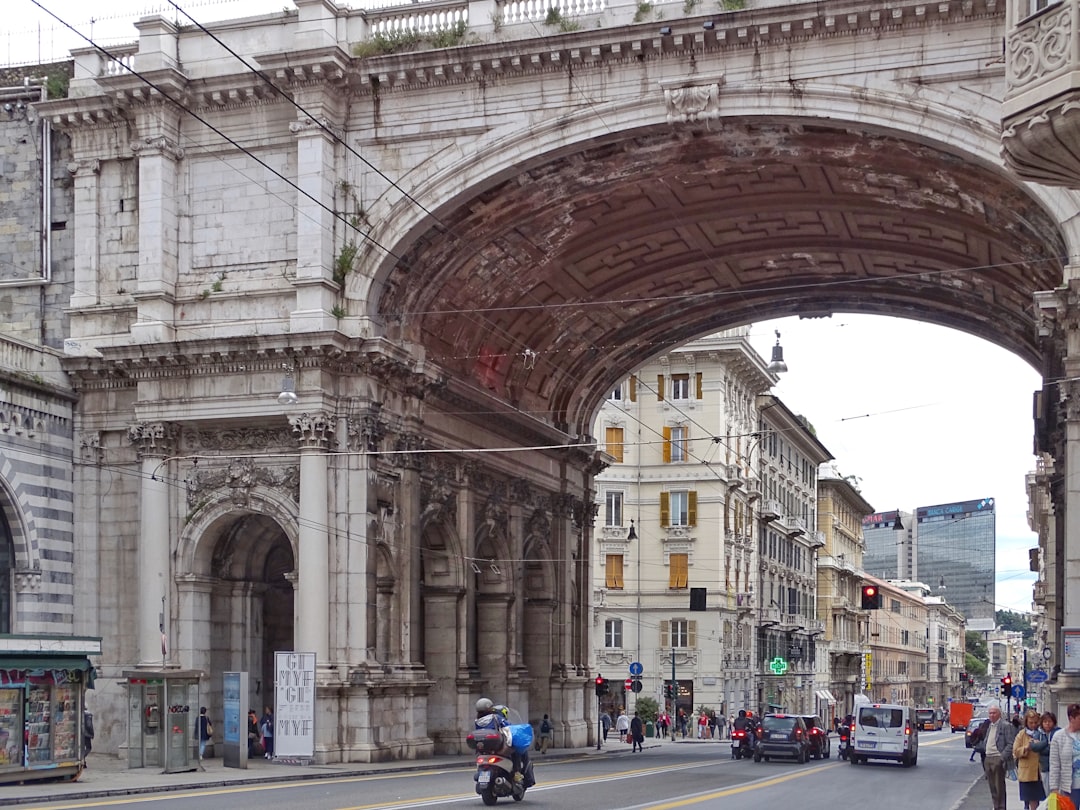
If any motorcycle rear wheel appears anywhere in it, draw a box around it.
[481,788,498,806]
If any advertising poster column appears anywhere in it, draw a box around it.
[274,653,315,761]
[222,672,248,769]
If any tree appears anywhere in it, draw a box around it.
[966,630,989,665]
[634,696,658,725]
[964,652,987,678]
[996,609,1035,642]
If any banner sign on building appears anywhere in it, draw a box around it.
[275,652,316,759]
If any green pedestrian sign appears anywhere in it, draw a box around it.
[1026,697,1037,707]
[769,657,789,675]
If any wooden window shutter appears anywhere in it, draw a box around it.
[659,620,670,648]
[670,553,688,589]
[688,490,698,526]
[657,374,665,401]
[605,427,624,462]
[662,426,672,463]
[688,620,697,647]
[629,375,637,402]
[696,372,703,399]
[606,554,624,589]
[660,492,670,526]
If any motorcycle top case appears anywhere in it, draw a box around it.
[466,730,508,753]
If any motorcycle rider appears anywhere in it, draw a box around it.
[731,710,753,757]
[474,698,534,788]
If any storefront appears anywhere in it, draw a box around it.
[0,635,101,785]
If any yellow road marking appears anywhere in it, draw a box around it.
[641,764,840,809]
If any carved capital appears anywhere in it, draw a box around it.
[289,116,342,140]
[347,406,386,453]
[13,568,41,593]
[66,159,100,176]
[79,431,103,464]
[393,431,427,470]
[130,135,185,161]
[289,411,333,449]
[128,421,179,458]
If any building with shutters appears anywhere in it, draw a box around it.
[593,329,834,719]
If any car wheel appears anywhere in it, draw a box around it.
[824,744,831,760]
[849,754,859,765]
[753,753,762,762]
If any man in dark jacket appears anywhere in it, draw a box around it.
[975,704,1018,810]
[630,712,645,753]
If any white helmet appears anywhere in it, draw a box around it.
[476,697,494,714]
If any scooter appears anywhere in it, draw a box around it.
[730,727,753,759]
[466,727,533,805]
[837,722,851,760]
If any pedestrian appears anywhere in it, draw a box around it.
[630,712,644,753]
[539,714,553,754]
[260,706,275,759]
[656,712,669,740]
[678,708,688,738]
[81,706,94,768]
[1012,709,1046,810]
[600,711,612,742]
[708,713,717,739]
[197,706,213,760]
[616,709,630,743]
[975,703,1018,810]
[697,711,708,739]
[247,709,260,758]
[1048,702,1080,808]
[717,713,726,740]
[1033,711,1059,792]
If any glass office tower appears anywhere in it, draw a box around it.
[914,497,996,621]
[861,509,911,580]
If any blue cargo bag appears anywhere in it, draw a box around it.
[509,723,533,753]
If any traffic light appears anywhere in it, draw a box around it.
[861,584,882,609]
[594,676,609,697]
[1002,673,1013,693]
[960,671,967,683]
[664,683,674,700]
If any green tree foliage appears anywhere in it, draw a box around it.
[965,652,987,678]
[996,609,1035,642]
[966,630,989,666]
[634,696,658,724]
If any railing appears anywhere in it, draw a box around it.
[745,478,762,500]
[779,515,806,536]
[761,607,781,625]
[368,1,469,36]
[760,498,782,520]
[1004,1,1075,112]
[0,336,65,379]
[724,464,744,487]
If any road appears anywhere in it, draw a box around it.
[18,732,982,810]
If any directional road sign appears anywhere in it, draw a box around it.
[1012,684,1026,700]
[629,662,643,676]
[1028,669,1049,684]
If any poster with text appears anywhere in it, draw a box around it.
[274,652,315,758]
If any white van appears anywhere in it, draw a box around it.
[848,703,918,767]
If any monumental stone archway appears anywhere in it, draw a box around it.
[46,0,1080,762]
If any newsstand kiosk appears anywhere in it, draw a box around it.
[124,670,202,773]
[0,634,101,785]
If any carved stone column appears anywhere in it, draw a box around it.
[291,411,332,662]
[129,422,177,666]
[66,159,101,309]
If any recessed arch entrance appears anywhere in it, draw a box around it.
[178,493,297,716]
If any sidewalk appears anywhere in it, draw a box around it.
[3,737,678,805]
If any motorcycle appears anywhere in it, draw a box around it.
[466,716,534,805]
[837,722,851,761]
[730,727,753,759]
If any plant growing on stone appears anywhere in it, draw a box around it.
[333,242,359,286]
[683,0,700,13]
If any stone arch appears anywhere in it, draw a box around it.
[0,473,35,576]
[174,486,298,719]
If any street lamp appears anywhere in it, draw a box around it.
[766,330,788,374]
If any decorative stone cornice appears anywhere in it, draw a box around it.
[182,426,294,453]
[290,411,333,449]
[128,421,178,458]
[130,135,185,161]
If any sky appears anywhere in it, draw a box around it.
[7,2,1043,617]
[746,315,1041,616]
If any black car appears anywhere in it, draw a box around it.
[798,714,831,759]
[753,714,810,763]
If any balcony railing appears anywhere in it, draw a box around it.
[745,478,762,501]
[725,464,744,488]
[779,515,806,536]
[761,607,781,626]
[760,498,782,520]
[1002,0,1080,185]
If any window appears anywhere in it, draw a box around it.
[663,426,688,463]
[605,619,623,648]
[660,618,697,648]
[605,491,623,527]
[661,490,696,526]
[605,426,624,462]
[671,374,690,400]
[609,385,622,401]
[605,554,624,589]
[669,553,688,589]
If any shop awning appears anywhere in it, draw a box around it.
[815,690,837,704]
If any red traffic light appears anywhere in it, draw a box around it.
[864,586,876,596]
[595,676,603,686]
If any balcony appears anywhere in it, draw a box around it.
[779,515,806,537]
[760,498,782,520]
[1002,0,1080,185]
[725,464,744,488]
[808,530,825,548]
[761,607,781,626]
[806,618,825,635]
[745,478,762,501]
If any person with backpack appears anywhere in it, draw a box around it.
[539,714,553,754]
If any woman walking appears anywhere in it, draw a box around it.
[1012,710,1046,810]
[1048,702,1080,808]
[1032,711,1059,795]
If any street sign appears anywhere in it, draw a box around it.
[624,677,633,690]
[1028,669,1049,684]
[1026,697,1037,707]
[631,680,643,693]
[1012,684,1026,699]
[629,662,643,676]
